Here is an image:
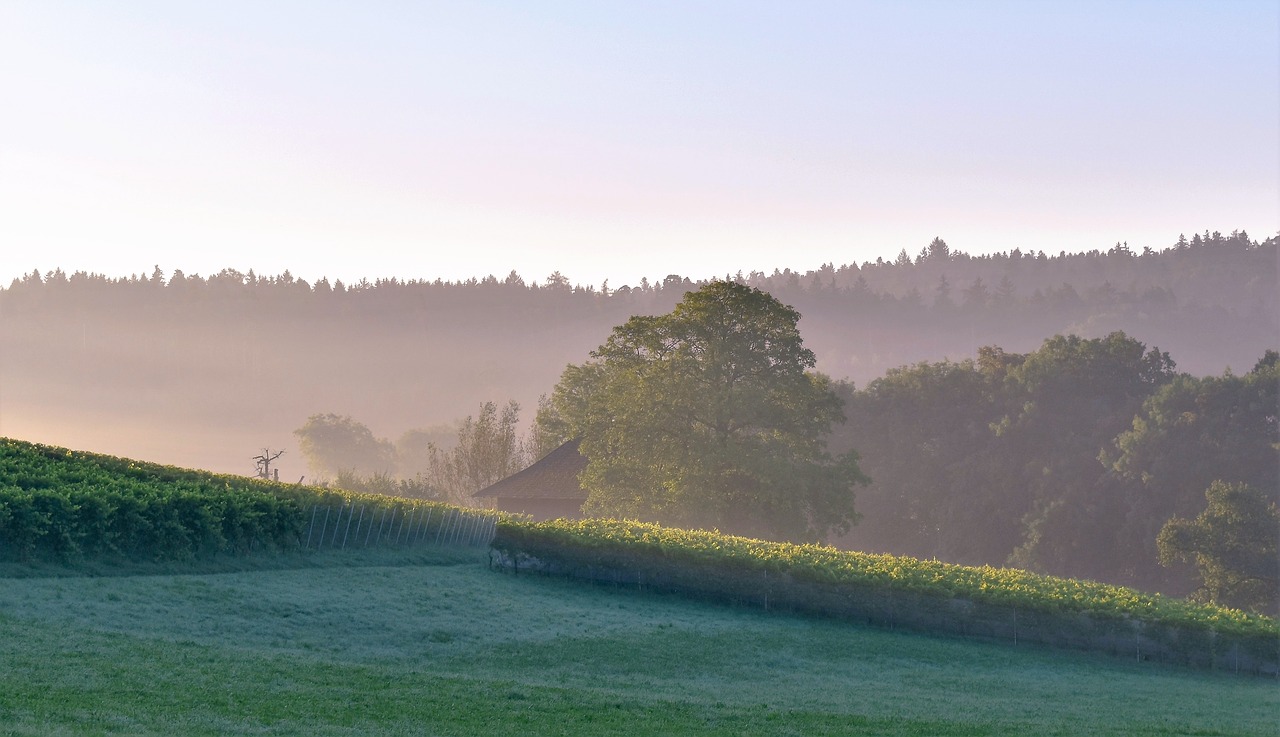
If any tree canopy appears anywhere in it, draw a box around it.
[293,413,396,478]
[540,280,867,542]
[293,402,539,505]
[829,335,1278,607]
[1158,481,1279,615]
[418,400,526,501]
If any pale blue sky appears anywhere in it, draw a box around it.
[1,1,1276,288]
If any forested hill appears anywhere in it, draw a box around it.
[760,229,1275,387]
[1,230,1274,477]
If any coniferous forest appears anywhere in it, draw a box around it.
[2,229,1275,607]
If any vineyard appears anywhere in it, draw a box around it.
[3,436,1277,674]
[0,438,500,562]
[492,517,1280,674]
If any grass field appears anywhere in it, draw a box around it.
[0,547,1275,736]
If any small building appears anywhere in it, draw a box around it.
[472,439,588,520]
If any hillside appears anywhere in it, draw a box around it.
[0,437,497,564]
[1,440,1276,733]
[2,438,1273,666]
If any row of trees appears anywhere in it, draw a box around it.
[292,400,557,505]
[7,230,1272,317]
[288,281,1274,613]
[531,283,1276,613]
[294,282,867,545]
[831,341,1278,612]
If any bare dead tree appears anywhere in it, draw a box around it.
[253,448,285,481]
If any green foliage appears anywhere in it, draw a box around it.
[306,400,537,505]
[543,280,867,541]
[0,439,303,561]
[293,413,396,478]
[1158,481,1280,615]
[1010,332,1175,404]
[1108,359,1279,564]
[329,469,443,500]
[523,393,567,462]
[494,517,1279,648]
[831,358,1018,563]
[1000,334,1176,577]
[829,333,1274,599]
[393,423,456,477]
[1111,358,1279,493]
[420,400,528,503]
[0,438,504,563]
[1101,354,1280,595]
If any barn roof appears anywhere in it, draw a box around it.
[473,439,588,500]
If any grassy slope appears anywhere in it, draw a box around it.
[0,549,1275,737]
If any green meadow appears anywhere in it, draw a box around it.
[1,548,1274,737]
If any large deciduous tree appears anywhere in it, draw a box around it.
[541,280,867,542]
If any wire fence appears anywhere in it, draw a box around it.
[299,502,498,551]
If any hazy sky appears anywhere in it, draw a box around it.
[2,0,1276,289]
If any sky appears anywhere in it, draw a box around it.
[1,0,1276,290]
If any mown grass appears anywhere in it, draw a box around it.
[0,547,1275,736]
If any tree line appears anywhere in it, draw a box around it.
[292,400,559,507]
[5,229,1273,392]
[291,281,1278,614]
[830,339,1277,613]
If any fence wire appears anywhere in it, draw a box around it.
[300,502,498,551]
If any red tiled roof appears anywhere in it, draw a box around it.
[472,439,588,500]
